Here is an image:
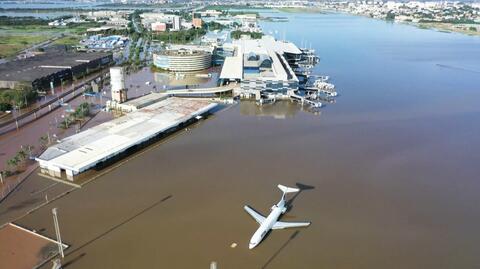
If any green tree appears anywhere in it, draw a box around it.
[386,12,396,21]
[39,135,49,149]
[16,149,27,161]
[6,156,20,171]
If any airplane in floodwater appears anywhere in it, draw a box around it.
[244,184,311,249]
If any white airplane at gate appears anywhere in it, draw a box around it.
[244,184,311,249]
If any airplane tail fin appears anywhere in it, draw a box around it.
[278,184,300,194]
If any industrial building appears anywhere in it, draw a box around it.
[153,48,212,72]
[36,97,217,180]
[219,35,301,95]
[0,51,113,91]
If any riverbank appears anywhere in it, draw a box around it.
[417,21,480,36]
[276,7,327,14]
[273,8,480,37]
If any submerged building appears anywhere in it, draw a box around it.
[36,96,217,180]
[0,51,112,91]
[219,36,302,96]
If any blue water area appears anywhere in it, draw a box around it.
[0,1,99,9]
[0,11,72,18]
[260,11,480,121]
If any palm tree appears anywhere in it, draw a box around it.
[39,135,48,149]
[6,156,20,172]
[16,149,27,161]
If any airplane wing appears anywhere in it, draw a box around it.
[272,220,311,230]
[244,205,266,224]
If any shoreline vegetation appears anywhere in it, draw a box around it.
[231,30,263,40]
[416,22,479,36]
[274,7,480,36]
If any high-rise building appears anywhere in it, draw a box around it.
[172,15,180,31]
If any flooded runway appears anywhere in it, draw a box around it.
[6,98,480,268]
[1,11,480,269]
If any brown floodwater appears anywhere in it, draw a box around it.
[2,11,480,269]
[2,97,478,269]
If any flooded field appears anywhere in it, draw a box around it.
[1,11,480,269]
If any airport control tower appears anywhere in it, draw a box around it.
[110,67,127,103]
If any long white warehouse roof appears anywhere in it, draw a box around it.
[37,97,217,174]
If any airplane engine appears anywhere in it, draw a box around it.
[281,207,287,214]
[271,205,277,211]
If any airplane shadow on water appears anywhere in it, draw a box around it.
[261,182,314,269]
[262,230,300,269]
[285,183,315,214]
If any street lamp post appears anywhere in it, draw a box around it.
[52,208,64,259]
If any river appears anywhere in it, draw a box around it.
[2,11,480,269]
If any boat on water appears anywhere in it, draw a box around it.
[301,76,338,97]
[313,81,335,91]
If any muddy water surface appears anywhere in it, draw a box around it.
[3,12,480,269]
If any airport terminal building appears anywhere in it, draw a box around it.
[219,36,301,95]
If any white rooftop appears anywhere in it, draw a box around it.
[220,36,299,82]
[219,44,243,80]
[237,36,302,55]
[37,98,217,175]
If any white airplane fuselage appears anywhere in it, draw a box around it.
[249,196,287,249]
[245,184,310,249]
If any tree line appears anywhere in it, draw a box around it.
[230,30,263,40]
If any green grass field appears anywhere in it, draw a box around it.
[53,35,83,46]
[0,34,51,58]
[0,25,60,58]
[0,22,99,58]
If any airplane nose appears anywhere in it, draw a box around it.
[249,242,256,249]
